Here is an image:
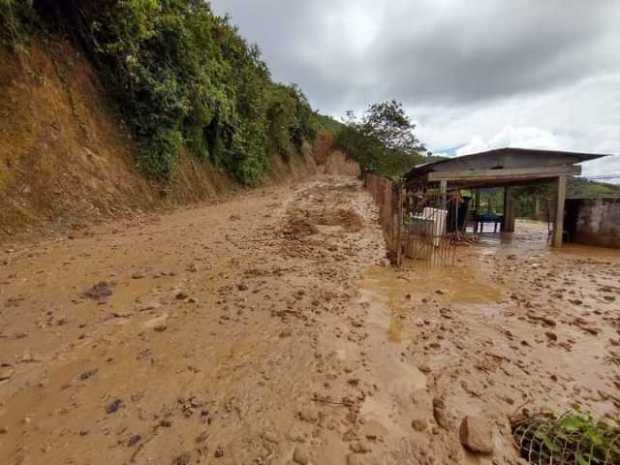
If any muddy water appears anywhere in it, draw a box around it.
[360,262,503,344]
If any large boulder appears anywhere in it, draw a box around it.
[459,416,494,454]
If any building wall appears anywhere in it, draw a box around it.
[567,198,620,248]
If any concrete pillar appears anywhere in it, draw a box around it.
[553,175,567,247]
[503,186,516,233]
[440,180,448,210]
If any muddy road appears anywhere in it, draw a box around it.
[1,176,619,465]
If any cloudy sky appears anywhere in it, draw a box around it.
[211,0,620,181]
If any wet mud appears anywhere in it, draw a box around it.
[0,178,618,465]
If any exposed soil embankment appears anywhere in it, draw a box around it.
[0,38,353,242]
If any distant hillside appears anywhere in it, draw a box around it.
[568,178,620,199]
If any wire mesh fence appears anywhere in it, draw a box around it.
[512,412,620,465]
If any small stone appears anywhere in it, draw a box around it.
[214,446,224,458]
[79,369,98,381]
[459,416,494,454]
[127,434,142,447]
[261,431,278,444]
[419,365,431,374]
[172,453,191,465]
[0,426,8,434]
[131,272,145,280]
[298,408,318,423]
[187,263,198,273]
[545,332,558,342]
[350,440,371,453]
[0,366,14,381]
[293,446,309,464]
[175,292,189,301]
[411,418,427,432]
[154,324,168,333]
[105,399,123,414]
[84,282,113,300]
[347,454,366,465]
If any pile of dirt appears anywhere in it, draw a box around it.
[313,208,364,232]
[281,215,319,240]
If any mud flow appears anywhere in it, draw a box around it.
[1,176,618,465]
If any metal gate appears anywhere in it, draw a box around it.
[401,184,458,266]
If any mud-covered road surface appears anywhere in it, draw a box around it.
[1,176,619,465]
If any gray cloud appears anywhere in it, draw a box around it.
[211,0,620,179]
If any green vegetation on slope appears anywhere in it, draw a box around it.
[335,100,427,178]
[1,0,321,185]
[567,177,620,199]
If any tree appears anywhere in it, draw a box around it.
[335,99,426,177]
[358,100,426,155]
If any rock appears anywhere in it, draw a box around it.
[153,324,168,333]
[545,332,558,342]
[105,399,123,414]
[0,366,14,382]
[459,416,494,454]
[172,453,191,465]
[293,445,309,464]
[175,291,189,301]
[131,272,145,280]
[84,282,114,300]
[346,454,366,465]
[0,426,8,434]
[298,408,318,423]
[432,398,451,429]
[419,364,431,374]
[127,434,142,447]
[79,369,98,381]
[187,263,198,273]
[237,283,249,291]
[411,418,427,432]
[21,351,37,363]
[350,440,371,453]
[261,431,279,444]
[214,446,224,458]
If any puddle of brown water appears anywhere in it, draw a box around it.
[362,264,502,306]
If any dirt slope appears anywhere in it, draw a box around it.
[1,176,618,465]
[0,39,157,233]
[0,38,333,243]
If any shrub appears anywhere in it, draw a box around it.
[2,0,319,184]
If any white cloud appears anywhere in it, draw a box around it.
[456,127,561,156]
[415,73,620,181]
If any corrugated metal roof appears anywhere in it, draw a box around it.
[405,147,609,180]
